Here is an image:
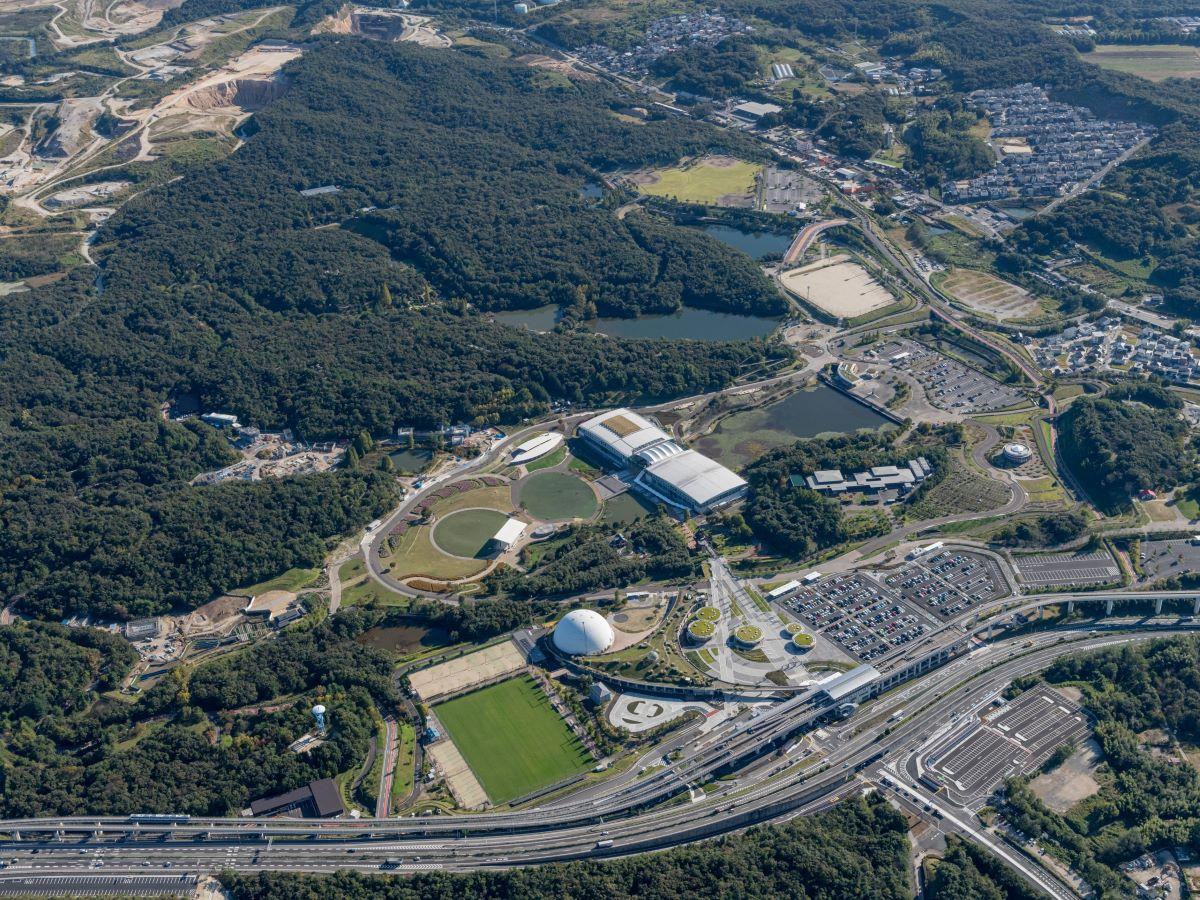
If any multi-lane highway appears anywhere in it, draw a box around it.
[1,620,1192,898]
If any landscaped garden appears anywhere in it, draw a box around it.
[515,471,598,521]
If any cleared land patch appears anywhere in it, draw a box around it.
[939,268,1037,320]
[1028,738,1103,813]
[780,254,896,319]
[1085,43,1200,81]
[433,508,510,558]
[633,155,761,206]
[515,471,598,521]
[433,675,592,804]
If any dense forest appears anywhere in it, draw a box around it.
[0,610,400,817]
[1000,636,1200,894]
[925,836,1043,900]
[0,622,137,722]
[0,41,788,621]
[742,427,952,557]
[223,794,911,899]
[1057,396,1192,513]
[486,514,699,600]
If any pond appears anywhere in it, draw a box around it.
[694,224,793,259]
[388,447,434,474]
[491,305,779,342]
[580,182,604,199]
[358,622,450,654]
[694,384,895,471]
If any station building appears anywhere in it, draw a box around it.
[576,409,747,514]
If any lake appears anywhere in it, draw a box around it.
[694,384,895,471]
[695,224,793,259]
[491,305,779,342]
[388,447,434,474]
[358,622,450,654]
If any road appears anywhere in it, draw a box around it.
[3,621,1196,899]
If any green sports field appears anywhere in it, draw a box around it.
[433,676,592,804]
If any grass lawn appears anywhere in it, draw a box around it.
[516,471,598,520]
[340,578,411,608]
[1085,43,1200,81]
[525,445,567,472]
[432,508,510,558]
[434,676,591,804]
[387,524,489,580]
[338,558,366,584]
[600,492,656,525]
[232,567,320,597]
[392,723,417,808]
[1176,489,1200,520]
[430,484,513,517]
[639,158,762,205]
[1020,476,1066,504]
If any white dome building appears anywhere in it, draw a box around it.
[553,609,615,656]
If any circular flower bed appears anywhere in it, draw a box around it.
[791,632,814,650]
[696,606,721,622]
[733,624,763,647]
[687,619,715,642]
[784,622,805,636]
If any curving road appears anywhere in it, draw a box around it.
[2,619,1197,899]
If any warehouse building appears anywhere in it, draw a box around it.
[576,409,747,513]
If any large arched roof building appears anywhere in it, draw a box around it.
[552,609,615,656]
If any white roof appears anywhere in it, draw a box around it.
[511,431,563,464]
[642,449,747,508]
[636,440,685,466]
[767,579,802,599]
[553,609,615,656]
[578,408,671,461]
[492,518,526,546]
[820,664,880,702]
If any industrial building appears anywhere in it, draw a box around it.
[247,779,345,819]
[576,409,747,513]
[800,458,932,496]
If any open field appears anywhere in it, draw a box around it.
[1085,43,1200,81]
[432,508,509,558]
[408,641,526,702]
[1028,738,1102,813]
[780,254,896,318]
[938,268,1037,320]
[386,523,489,581]
[232,567,319,596]
[515,471,597,521]
[433,675,591,804]
[632,155,761,206]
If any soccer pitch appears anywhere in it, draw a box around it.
[433,675,592,804]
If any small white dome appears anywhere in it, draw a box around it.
[553,609,615,656]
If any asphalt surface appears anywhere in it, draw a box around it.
[2,623,1195,900]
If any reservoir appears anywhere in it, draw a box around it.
[694,383,895,471]
[492,305,778,342]
[695,224,793,260]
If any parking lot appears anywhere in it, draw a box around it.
[885,549,1010,619]
[785,572,937,662]
[1138,539,1200,582]
[863,340,1025,412]
[1013,550,1121,588]
[926,687,1090,803]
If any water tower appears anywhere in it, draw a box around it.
[312,704,327,734]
